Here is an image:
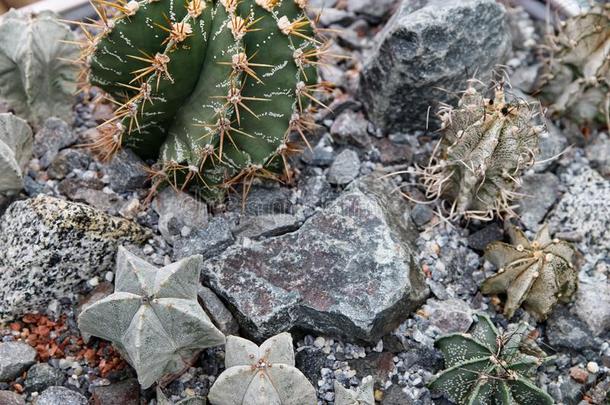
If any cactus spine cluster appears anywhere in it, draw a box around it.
[0,113,33,194]
[78,0,327,201]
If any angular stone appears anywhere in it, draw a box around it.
[201,176,428,342]
[467,224,503,252]
[103,149,149,193]
[360,0,511,133]
[546,307,598,351]
[32,118,78,168]
[330,110,371,149]
[24,363,65,392]
[574,276,610,337]
[47,149,91,180]
[91,379,139,405]
[327,149,361,186]
[0,342,37,382]
[173,217,234,260]
[233,214,301,239]
[518,173,561,231]
[0,391,25,405]
[153,188,209,243]
[422,298,473,334]
[36,386,87,405]
[198,286,239,336]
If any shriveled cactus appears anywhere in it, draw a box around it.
[79,0,326,201]
[536,2,610,129]
[481,224,578,320]
[78,246,225,389]
[429,314,553,405]
[0,113,33,194]
[417,83,543,221]
[334,375,375,405]
[0,10,78,126]
[207,332,317,404]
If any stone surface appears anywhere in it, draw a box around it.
[546,308,598,351]
[173,217,234,260]
[347,0,396,20]
[360,0,511,133]
[574,276,610,337]
[466,224,503,252]
[153,188,209,243]
[32,118,78,168]
[201,176,428,342]
[233,214,301,239]
[91,379,139,405]
[0,391,25,405]
[0,195,149,321]
[103,149,149,193]
[198,286,239,335]
[518,172,561,231]
[327,149,361,186]
[586,133,610,178]
[47,149,91,180]
[330,110,371,148]
[422,298,473,334]
[24,363,65,392]
[0,342,37,382]
[36,386,87,405]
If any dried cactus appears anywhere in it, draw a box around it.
[0,10,78,127]
[77,0,328,201]
[481,224,578,320]
[78,246,225,389]
[429,314,553,405]
[334,375,375,405]
[207,332,317,404]
[0,113,33,194]
[536,3,610,129]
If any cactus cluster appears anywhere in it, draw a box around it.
[0,113,33,194]
[334,375,375,405]
[481,224,578,321]
[78,0,328,201]
[429,314,553,405]
[0,10,78,127]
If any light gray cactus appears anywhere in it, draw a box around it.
[77,246,225,389]
[156,387,206,405]
[334,375,375,405]
[0,113,33,194]
[207,332,317,405]
[0,10,78,127]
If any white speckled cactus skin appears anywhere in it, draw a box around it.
[0,113,33,194]
[334,375,375,405]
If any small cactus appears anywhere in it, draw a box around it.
[0,10,78,127]
[0,113,33,194]
[207,332,317,404]
[416,82,543,221]
[429,314,553,405]
[481,224,578,320]
[334,375,375,405]
[77,246,225,389]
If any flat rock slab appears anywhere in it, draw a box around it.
[0,342,37,382]
[202,176,428,343]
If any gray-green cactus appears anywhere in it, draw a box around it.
[418,84,543,221]
[157,387,206,405]
[0,10,78,127]
[207,332,317,404]
[334,375,374,405]
[481,224,578,321]
[429,314,553,405]
[0,113,33,194]
[77,246,225,389]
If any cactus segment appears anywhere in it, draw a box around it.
[334,375,375,405]
[0,113,33,194]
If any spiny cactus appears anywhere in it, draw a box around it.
[429,314,553,405]
[0,113,33,194]
[207,332,317,404]
[536,2,610,129]
[77,0,329,201]
[416,82,543,221]
[78,246,225,389]
[334,375,375,405]
[0,10,78,127]
[481,224,578,321]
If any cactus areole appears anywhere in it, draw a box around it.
[81,0,325,200]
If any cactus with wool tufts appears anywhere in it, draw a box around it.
[334,375,375,405]
[417,82,543,221]
[78,0,327,201]
[0,113,33,194]
[429,314,553,405]
[0,10,78,127]
[536,2,610,129]
[481,224,578,321]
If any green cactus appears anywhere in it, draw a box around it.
[0,10,78,127]
[79,0,325,201]
[207,332,317,404]
[481,224,578,321]
[0,113,33,194]
[77,246,225,389]
[429,314,553,405]
[334,375,375,405]
[416,83,543,221]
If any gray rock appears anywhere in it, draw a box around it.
[32,118,77,168]
[301,137,335,167]
[424,298,474,334]
[0,195,149,321]
[330,110,371,149]
[317,8,355,26]
[467,224,503,252]
[586,133,610,178]
[347,0,396,20]
[103,149,149,193]
[227,186,294,215]
[198,286,239,335]
[546,308,598,351]
[173,217,234,260]
[559,378,584,405]
[410,204,434,228]
[24,363,65,393]
[35,386,87,405]
[518,173,561,230]
[574,276,610,337]
[233,214,301,239]
[327,149,361,185]
[47,149,91,180]
[0,342,37,382]
[201,176,428,342]
[360,0,511,133]
[153,188,209,243]
[0,391,25,405]
[535,123,569,172]
[91,378,139,405]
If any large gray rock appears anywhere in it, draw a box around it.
[35,387,87,405]
[0,342,37,382]
[518,172,561,231]
[574,275,610,337]
[360,0,511,133]
[202,176,428,343]
[153,188,209,243]
[0,195,149,321]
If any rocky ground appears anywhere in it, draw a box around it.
[0,0,609,404]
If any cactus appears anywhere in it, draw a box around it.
[416,82,543,221]
[334,375,375,405]
[78,0,327,201]
[429,314,553,405]
[536,2,610,129]
[207,332,317,404]
[0,10,78,127]
[481,224,578,321]
[0,113,33,194]
[157,387,205,405]
[77,246,225,389]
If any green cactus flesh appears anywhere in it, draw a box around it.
[481,224,578,321]
[429,314,554,405]
[84,0,321,200]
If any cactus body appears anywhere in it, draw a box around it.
[0,113,33,194]
[207,332,317,404]
[82,0,322,201]
[77,246,225,389]
[334,375,375,405]
[0,10,78,127]
[429,314,553,405]
[481,224,578,321]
